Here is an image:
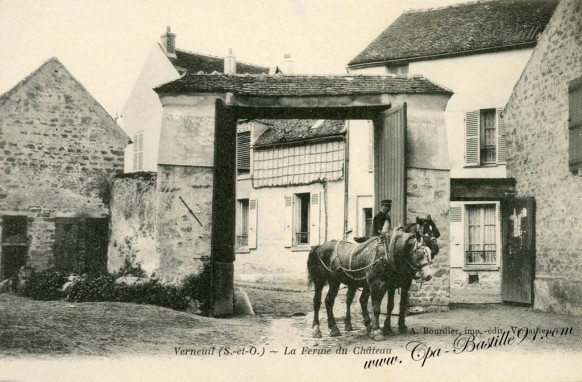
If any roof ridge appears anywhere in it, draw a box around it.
[0,57,60,102]
[403,0,498,14]
[176,48,268,69]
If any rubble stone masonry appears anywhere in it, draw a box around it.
[0,59,127,274]
[504,0,582,315]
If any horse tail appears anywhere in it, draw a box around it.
[307,244,322,288]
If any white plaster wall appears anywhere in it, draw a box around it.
[346,119,374,241]
[122,44,180,172]
[235,180,345,277]
[350,49,534,178]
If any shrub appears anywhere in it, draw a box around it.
[21,268,68,301]
[66,273,116,302]
[182,263,212,316]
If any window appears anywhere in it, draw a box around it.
[569,76,582,173]
[465,109,506,167]
[294,193,310,246]
[465,204,497,266]
[237,131,251,176]
[236,199,249,248]
[363,208,373,237]
[133,131,144,171]
[387,64,409,75]
[481,109,496,164]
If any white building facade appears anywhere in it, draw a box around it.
[347,0,558,303]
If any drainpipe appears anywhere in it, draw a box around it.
[343,122,349,241]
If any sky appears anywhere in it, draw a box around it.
[0,0,467,117]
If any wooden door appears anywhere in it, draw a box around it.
[85,218,108,273]
[55,218,81,272]
[0,215,28,280]
[374,104,407,226]
[502,197,536,304]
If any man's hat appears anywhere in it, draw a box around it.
[380,199,392,205]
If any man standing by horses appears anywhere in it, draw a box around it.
[373,199,392,239]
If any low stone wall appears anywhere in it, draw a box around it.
[108,172,158,275]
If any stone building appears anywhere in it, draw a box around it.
[504,0,582,315]
[0,58,128,280]
[347,0,559,303]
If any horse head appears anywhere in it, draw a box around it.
[408,231,433,282]
[415,215,440,259]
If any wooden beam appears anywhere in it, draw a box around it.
[231,105,391,120]
[451,178,516,200]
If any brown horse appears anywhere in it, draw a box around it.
[307,227,434,340]
[342,216,441,337]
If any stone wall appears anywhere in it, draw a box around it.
[406,167,450,312]
[0,58,127,276]
[504,0,582,315]
[108,172,158,275]
[155,165,213,282]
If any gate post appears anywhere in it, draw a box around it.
[211,100,237,316]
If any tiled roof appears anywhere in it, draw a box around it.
[348,0,558,67]
[254,120,346,147]
[154,73,452,96]
[172,48,268,75]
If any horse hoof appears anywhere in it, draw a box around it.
[365,325,372,334]
[371,330,384,341]
[383,328,395,336]
[399,326,408,334]
[313,325,322,338]
[330,327,342,337]
[345,323,353,332]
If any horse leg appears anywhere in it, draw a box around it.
[344,285,356,332]
[312,280,325,338]
[370,281,387,340]
[383,288,395,335]
[398,282,412,334]
[325,280,342,337]
[359,286,372,333]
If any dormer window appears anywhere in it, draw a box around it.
[387,64,409,75]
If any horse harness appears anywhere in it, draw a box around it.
[317,230,431,281]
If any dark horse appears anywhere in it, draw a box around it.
[307,216,440,340]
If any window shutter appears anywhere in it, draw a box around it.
[237,131,251,173]
[132,134,138,171]
[496,108,507,164]
[449,204,464,267]
[309,192,321,246]
[283,195,292,248]
[248,198,258,249]
[569,77,582,172]
[465,111,480,166]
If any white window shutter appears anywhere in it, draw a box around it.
[449,203,464,267]
[465,111,480,166]
[309,192,321,246]
[283,195,292,248]
[248,198,258,249]
[496,108,507,164]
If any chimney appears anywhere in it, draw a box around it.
[224,48,236,75]
[160,26,177,59]
[279,53,294,75]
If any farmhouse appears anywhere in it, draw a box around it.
[0,58,128,280]
[348,0,559,304]
[503,0,582,315]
